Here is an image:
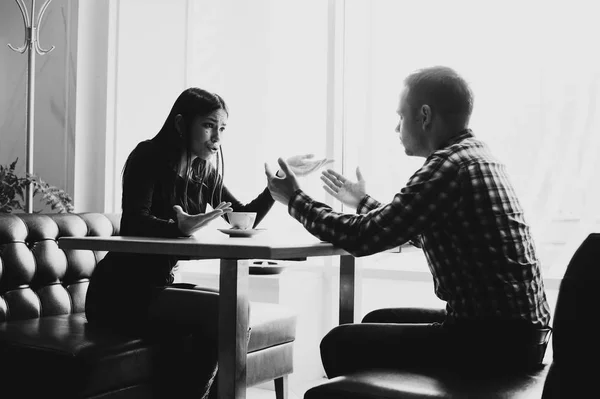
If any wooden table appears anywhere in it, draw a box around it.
[58,229,368,399]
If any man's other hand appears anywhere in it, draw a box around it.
[321,166,366,209]
[265,157,301,205]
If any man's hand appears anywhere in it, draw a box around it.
[265,157,301,205]
[321,166,366,209]
[286,154,334,177]
[173,202,233,236]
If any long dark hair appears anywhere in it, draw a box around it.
[152,87,229,212]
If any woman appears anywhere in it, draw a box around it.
[85,87,331,398]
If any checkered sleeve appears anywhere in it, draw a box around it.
[288,156,461,257]
[356,195,381,214]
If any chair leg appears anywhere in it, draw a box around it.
[274,375,288,399]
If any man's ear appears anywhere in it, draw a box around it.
[420,105,432,129]
[174,114,185,137]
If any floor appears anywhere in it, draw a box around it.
[247,377,327,399]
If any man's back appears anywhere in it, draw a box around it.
[416,130,551,326]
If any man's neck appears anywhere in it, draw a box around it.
[426,126,470,156]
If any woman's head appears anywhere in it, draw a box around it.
[152,88,229,211]
[156,87,229,162]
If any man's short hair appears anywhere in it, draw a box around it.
[404,66,474,127]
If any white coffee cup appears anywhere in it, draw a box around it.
[228,212,257,230]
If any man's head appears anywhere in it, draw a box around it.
[396,66,474,157]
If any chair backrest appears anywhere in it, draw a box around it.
[551,232,600,363]
[0,213,120,322]
[541,232,600,398]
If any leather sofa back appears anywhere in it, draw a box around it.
[0,213,120,322]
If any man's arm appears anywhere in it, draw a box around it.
[356,195,382,214]
[287,156,461,257]
[356,195,424,248]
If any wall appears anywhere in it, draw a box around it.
[0,0,78,211]
[1,0,189,213]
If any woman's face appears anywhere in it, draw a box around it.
[187,108,228,161]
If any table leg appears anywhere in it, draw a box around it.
[339,254,356,324]
[218,259,249,399]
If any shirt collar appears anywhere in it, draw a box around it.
[437,128,474,150]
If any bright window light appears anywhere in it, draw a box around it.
[183,0,599,282]
[188,0,330,234]
[342,0,600,278]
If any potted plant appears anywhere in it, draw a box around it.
[0,158,74,213]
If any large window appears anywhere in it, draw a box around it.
[181,0,600,282]
[187,0,331,235]
[340,0,600,279]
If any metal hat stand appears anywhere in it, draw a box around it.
[7,0,55,213]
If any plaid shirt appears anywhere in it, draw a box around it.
[289,130,551,327]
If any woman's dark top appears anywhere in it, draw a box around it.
[85,139,275,327]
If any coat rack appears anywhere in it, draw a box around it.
[7,0,55,213]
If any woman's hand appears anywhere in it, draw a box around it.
[321,167,366,209]
[173,202,233,236]
[285,154,334,177]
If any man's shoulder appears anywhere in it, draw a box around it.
[434,137,498,167]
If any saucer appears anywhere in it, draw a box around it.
[218,228,265,238]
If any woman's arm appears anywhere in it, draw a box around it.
[218,185,275,228]
[120,141,183,237]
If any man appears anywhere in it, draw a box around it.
[265,66,552,376]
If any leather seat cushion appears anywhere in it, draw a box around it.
[0,303,295,396]
[304,367,550,399]
[0,314,154,397]
[248,302,296,353]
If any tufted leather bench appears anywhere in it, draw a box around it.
[0,212,296,399]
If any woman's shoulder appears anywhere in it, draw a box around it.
[127,140,165,163]
[124,140,169,172]
[131,139,158,156]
